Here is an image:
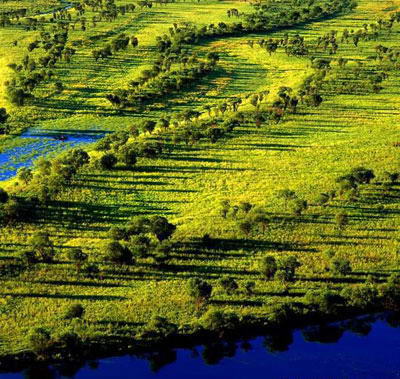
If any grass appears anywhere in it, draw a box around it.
[0,0,398,358]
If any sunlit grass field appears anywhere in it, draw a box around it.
[0,0,399,355]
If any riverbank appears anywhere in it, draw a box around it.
[0,311,399,376]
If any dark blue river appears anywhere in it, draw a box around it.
[1,314,400,378]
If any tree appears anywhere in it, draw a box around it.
[64,303,85,320]
[103,241,133,265]
[219,276,238,294]
[201,309,239,332]
[259,256,277,280]
[149,216,176,241]
[0,108,9,125]
[331,258,352,275]
[0,188,9,203]
[239,220,253,236]
[63,148,90,169]
[277,256,301,282]
[188,278,212,302]
[291,199,308,216]
[117,144,137,166]
[304,289,342,313]
[244,281,255,295]
[341,284,378,309]
[17,167,33,184]
[335,212,349,231]
[239,202,252,214]
[67,248,88,271]
[140,120,157,134]
[97,153,117,170]
[30,232,55,262]
[350,167,375,184]
[28,328,52,355]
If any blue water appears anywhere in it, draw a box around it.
[0,129,105,180]
[1,314,399,378]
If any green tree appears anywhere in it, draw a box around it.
[219,276,239,294]
[331,258,352,275]
[259,256,277,280]
[64,303,85,320]
[103,241,133,265]
[30,232,55,262]
[188,278,212,302]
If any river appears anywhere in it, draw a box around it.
[1,313,399,378]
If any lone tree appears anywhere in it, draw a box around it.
[0,108,9,124]
[188,278,212,302]
[0,188,9,203]
[103,241,133,265]
[149,216,176,241]
[30,232,55,263]
[97,153,117,170]
[219,276,239,294]
[331,258,352,276]
[260,256,278,280]
[64,303,85,320]
[276,256,301,282]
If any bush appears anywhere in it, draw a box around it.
[144,316,178,339]
[331,258,352,275]
[0,188,9,203]
[97,153,117,170]
[188,278,212,301]
[30,232,55,263]
[259,256,277,280]
[28,328,52,354]
[304,289,342,313]
[67,248,88,264]
[341,284,379,309]
[64,303,85,320]
[276,256,301,282]
[201,309,239,331]
[149,216,176,241]
[219,276,238,294]
[56,331,82,351]
[103,241,133,265]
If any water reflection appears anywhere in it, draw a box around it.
[3,312,400,378]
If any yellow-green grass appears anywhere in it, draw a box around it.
[0,0,399,356]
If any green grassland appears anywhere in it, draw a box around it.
[0,0,399,359]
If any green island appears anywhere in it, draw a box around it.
[0,0,399,369]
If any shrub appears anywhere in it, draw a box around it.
[304,289,342,313]
[0,188,9,203]
[64,303,85,320]
[67,248,88,264]
[201,309,239,331]
[149,216,176,241]
[56,331,82,351]
[97,153,117,170]
[144,316,178,339]
[331,258,352,275]
[103,241,133,265]
[259,256,277,280]
[219,276,239,294]
[28,328,52,354]
[341,284,379,309]
[276,256,301,282]
[30,232,55,263]
[188,278,212,301]
[244,281,255,295]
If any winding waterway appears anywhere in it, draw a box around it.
[1,313,399,378]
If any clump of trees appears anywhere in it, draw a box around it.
[259,255,301,282]
[105,216,176,266]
